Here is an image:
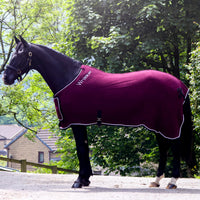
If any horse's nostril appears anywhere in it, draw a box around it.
[2,74,9,85]
[2,75,6,81]
[3,76,7,83]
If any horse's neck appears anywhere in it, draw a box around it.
[31,44,81,94]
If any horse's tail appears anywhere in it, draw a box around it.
[180,94,197,172]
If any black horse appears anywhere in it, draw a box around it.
[3,36,196,189]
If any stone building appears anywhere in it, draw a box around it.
[0,124,60,171]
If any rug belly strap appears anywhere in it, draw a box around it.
[97,110,102,126]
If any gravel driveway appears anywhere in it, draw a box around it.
[0,171,199,200]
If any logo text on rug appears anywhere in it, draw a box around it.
[76,71,92,86]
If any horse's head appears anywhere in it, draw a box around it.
[3,36,32,85]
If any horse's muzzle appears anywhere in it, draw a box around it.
[3,71,16,85]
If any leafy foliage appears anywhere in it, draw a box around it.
[63,0,200,176]
[1,72,54,129]
[0,0,59,73]
[88,126,158,176]
[55,129,79,171]
[68,0,200,78]
[186,41,200,165]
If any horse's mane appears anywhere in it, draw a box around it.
[31,43,82,67]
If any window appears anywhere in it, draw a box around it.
[38,152,44,163]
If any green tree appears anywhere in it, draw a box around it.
[186,41,200,165]
[1,72,54,129]
[88,126,158,176]
[67,0,200,78]
[0,0,71,125]
[0,0,59,73]
[0,0,79,172]
[62,0,200,175]
[56,129,79,171]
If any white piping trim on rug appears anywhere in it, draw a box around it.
[56,85,189,141]
[54,97,63,121]
[54,68,83,97]
[59,120,181,140]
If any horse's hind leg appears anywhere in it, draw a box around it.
[149,134,170,188]
[166,139,180,189]
[71,125,93,188]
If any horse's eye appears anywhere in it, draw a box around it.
[18,48,24,54]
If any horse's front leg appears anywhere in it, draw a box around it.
[150,135,169,188]
[166,140,180,189]
[71,125,93,188]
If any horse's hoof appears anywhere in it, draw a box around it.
[149,182,160,188]
[72,181,83,188]
[166,183,177,189]
[72,178,91,188]
[81,179,90,186]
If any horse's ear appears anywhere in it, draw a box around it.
[14,36,20,44]
[19,35,29,48]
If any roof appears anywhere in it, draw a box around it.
[0,124,26,140]
[37,129,59,152]
[4,126,59,152]
[4,129,27,149]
